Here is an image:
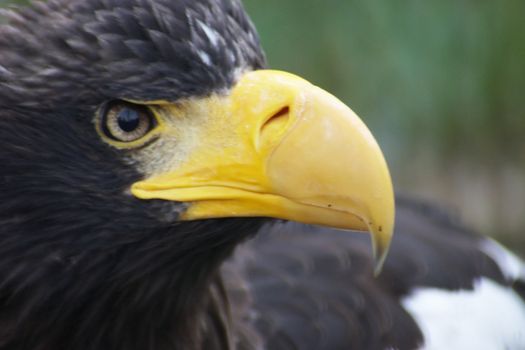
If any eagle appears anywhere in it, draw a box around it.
[0,0,523,349]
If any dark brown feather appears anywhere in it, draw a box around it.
[220,197,515,350]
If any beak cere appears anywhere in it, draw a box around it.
[131,70,395,271]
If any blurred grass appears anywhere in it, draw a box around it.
[2,0,525,252]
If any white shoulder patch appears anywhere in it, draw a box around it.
[402,278,525,350]
[480,239,525,281]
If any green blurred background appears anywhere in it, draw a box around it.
[2,0,524,253]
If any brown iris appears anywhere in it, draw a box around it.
[101,102,155,142]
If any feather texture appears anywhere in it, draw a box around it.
[0,1,523,349]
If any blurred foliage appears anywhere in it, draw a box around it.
[1,0,524,249]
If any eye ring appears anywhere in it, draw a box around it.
[99,101,157,143]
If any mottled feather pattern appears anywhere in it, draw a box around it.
[0,1,265,348]
[0,0,265,108]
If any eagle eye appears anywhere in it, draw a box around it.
[100,102,157,143]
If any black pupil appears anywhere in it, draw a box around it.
[117,107,142,132]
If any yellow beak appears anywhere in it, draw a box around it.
[131,70,395,272]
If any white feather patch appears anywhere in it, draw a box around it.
[480,239,525,281]
[196,50,212,66]
[402,278,525,350]
[196,20,221,48]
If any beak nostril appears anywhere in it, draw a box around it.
[268,106,290,123]
[258,106,291,150]
[260,106,290,137]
